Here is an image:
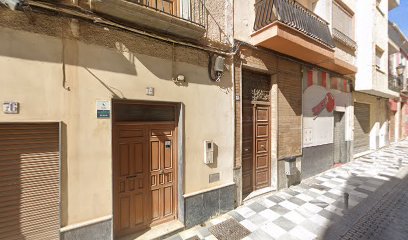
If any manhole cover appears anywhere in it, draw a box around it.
[208,218,250,240]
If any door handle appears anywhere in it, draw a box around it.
[159,170,165,174]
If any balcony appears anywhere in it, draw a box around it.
[91,0,206,40]
[332,28,356,50]
[251,0,355,75]
[389,75,403,92]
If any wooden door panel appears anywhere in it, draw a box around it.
[151,189,160,221]
[133,193,144,225]
[163,186,173,217]
[120,144,130,176]
[255,170,269,188]
[119,129,144,138]
[256,108,269,122]
[256,139,268,154]
[256,124,269,138]
[256,155,268,169]
[242,172,252,195]
[150,140,160,171]
[119,195,131,230]
[133,143,144,174]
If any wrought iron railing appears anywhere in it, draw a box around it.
[129,0,206,27]
[389,75,403,92]
[254,0,335,48]
[332,28,356,50]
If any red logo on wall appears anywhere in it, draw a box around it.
[312,93,335,116]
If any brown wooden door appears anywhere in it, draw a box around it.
[149,125,177,226]
[254,105,271,190]
[242,70,271,197]
[242,100,254,196]
[113,123,177,237]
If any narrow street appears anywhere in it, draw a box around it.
[167,141,408,240]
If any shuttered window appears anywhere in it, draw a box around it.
[332,2,353,40]
[354,103,370,154]
[0,123,60,240]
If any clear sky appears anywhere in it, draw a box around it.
[389,0,408,37]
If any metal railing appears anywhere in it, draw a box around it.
[332,28,356,50]
[129,0,206,27]
[254,0,335,48]
[389,75,403,92]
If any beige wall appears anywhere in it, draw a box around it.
[0,12,234,227]
[233,0,255,43]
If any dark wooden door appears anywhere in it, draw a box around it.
[113,123,177,237]
[242,70,271,197]
[254,105,271,190]
[242,100,254,196]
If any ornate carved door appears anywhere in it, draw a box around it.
[242,70,271,197]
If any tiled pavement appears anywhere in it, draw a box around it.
[166,141,408,240]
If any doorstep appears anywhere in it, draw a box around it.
[243,187,275,203]
[116,220,184,240]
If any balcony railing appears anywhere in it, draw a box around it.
[389,75,403,92]
[254,0,335,48]
[128,0,206,27]
[332,28,356,50]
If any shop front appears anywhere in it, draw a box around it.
[302,68,353,178]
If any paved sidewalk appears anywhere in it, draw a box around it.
[166,141,408,240]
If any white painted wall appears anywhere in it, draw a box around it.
[355,0,375,91]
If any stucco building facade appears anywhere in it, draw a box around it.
[233,0,357,204]
[0,1,235,239]
[353,0,401,156]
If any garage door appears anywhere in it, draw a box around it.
[354,103,370,154]
[0,123,60,240]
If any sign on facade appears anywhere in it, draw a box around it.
[96,100,111,119]
[3,101,19,114]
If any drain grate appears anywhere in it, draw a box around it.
[208,218,250,240]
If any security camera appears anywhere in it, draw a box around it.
[0,0,22,10]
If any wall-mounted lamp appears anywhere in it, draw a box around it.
[173,74,185,83]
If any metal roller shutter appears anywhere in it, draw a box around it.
[354,103,370,154]
[0,123,60,240]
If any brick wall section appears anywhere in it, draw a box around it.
[277,59,302,159]
[234,46,303,167]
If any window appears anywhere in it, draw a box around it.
[332,2,354,40]
[376,47,384,70]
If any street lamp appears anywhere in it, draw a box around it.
[396,64,407,92]
[396,64,405,76]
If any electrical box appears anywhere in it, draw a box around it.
[204,140,214,164]
[284,157,297,175]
